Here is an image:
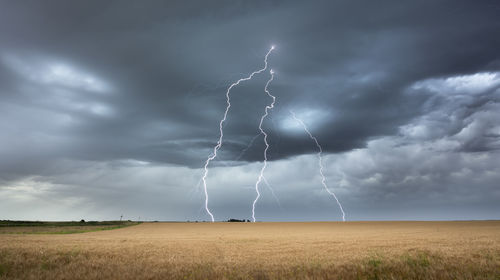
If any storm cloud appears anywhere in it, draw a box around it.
[1,1,499,221]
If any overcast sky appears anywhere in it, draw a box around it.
[1,0,499,221]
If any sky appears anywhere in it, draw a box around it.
[1,0,499,222]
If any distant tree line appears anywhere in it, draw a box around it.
[227,219,250,222]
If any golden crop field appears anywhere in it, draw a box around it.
[0,221,499,279]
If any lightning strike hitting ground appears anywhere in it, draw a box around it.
[200,46,275,222]
[290,110,346,222]
[252,69,275,222]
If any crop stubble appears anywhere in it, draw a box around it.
[0,221,499,279]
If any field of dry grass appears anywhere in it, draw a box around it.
[0,221,137,234]
[0,221,499,279]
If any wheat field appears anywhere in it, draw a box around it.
[0,221,499,279]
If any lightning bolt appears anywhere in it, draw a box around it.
[262,176,281,208]
[290,110,346,222]
[200,46,275,222]
[234,133,261,162]
[252,69,275,222]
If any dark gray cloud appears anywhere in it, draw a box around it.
[1,1,499,221]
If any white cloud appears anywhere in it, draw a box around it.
[1,53,116,118]
[1,53,111,93]
[278,108,332,134]
[402,72,500,151]
[412,72,500,95]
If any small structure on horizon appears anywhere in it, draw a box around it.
[227,219,248,222]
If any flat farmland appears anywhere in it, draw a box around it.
[0,221,499,279]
